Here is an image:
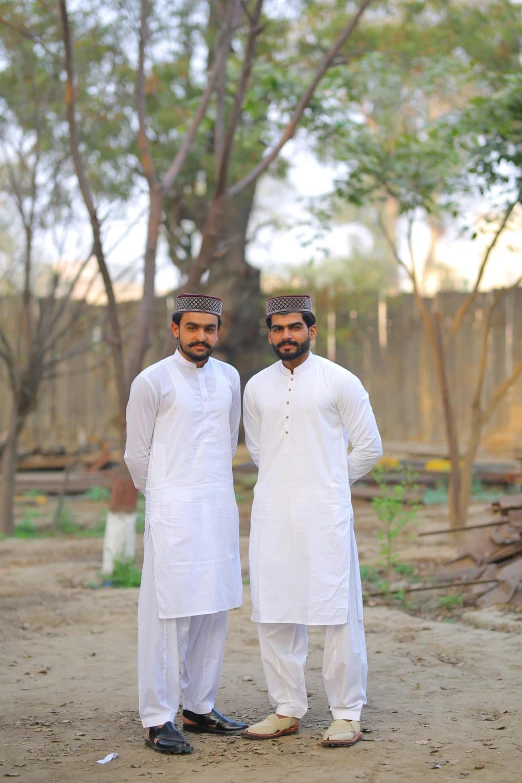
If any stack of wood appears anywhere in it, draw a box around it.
[439,493,522,607]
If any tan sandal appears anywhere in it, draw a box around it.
[242,713,300,739]
[321,719,362,747]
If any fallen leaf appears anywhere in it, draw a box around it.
[474,764,485,770]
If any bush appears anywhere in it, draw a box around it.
[83,486,111,502]
[106,558,142,588]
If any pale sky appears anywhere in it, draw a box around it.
[53,142,521,300]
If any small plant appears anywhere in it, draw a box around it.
[371,465,420,605]
[56,504,78,535]
[14,510,45,538]
[438,593,463,609]
[394,562,415,577]
[23,488,45,498]
[83,486,111,502]
[106,558,142,588]
[359,564,380,583]
[78,518,106,538]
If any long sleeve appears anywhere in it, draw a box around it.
[243,381,261,468]
[124,375,160,493]
[229,372,241,459]
[336,372,382,486]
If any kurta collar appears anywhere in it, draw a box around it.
[173,349,209,371]
[279,351,315,376]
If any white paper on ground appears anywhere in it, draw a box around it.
[96,753,120,764]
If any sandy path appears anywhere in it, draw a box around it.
[1,531,521,783]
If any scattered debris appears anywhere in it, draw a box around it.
[96,752,119,764]
[438,493,522,607]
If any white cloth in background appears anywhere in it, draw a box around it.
[243,352,382,626]
[125,349,242,619]
[138,529,228,728]
[256,532,367,721]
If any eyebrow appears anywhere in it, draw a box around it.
[184,321,217,328]
[271,321,304,328]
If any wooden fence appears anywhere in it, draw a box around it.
[1,288,521,456]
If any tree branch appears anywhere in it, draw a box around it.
[58,0,127,423]
[484,357,522,424]
[228,0,376,197]
[136,0,157,188]
[482,279,522,424]
[161,0,238,193]
[377,210,416,286]
[446,201,516,346]
[214,0,264,196]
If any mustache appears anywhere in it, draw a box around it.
[188,341,211,349]
[277,340,299,348]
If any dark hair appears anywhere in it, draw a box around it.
[172,311,222,328]
[266,311,316,329]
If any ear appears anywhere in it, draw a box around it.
[171,322,179,339]
[309,324,318,341]
[267,328,273,345]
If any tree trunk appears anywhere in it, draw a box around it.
[101,405,138,573]
[102,472,138,575]
[126,185,164,388]
[459,406,484,528]
[432,312,462,529]
[0,413,22,537]
[204,185,267,383]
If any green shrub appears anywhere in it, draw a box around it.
[14,511,45,538]
[83,486,111,502]
[23,488,45,498]
[56,504,78,534]
[438,593,463,608]
[107,558,142,588]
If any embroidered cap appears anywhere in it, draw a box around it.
[174,293,223,317]
[266,294,313,316]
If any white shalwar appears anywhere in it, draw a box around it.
[125,349,243,727]
[243,352,382,720]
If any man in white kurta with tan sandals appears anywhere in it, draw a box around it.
[125,293,246,755]
[242,294,382,748]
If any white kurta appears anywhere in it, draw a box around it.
[125,350,243,619]
[243,352,382,626]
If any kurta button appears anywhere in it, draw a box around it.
[285,431,288,434]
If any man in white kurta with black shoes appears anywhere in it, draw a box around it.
[124,293,247,755]
[242,294,382,748]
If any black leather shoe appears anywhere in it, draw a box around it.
[182,708,247,734]
[145,721,193,754]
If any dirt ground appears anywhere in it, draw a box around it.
[1,498,521,783]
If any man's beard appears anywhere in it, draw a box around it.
[271,335,311,362]
[178,336,215,363]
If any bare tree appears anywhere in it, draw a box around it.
[379,205,522,529]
